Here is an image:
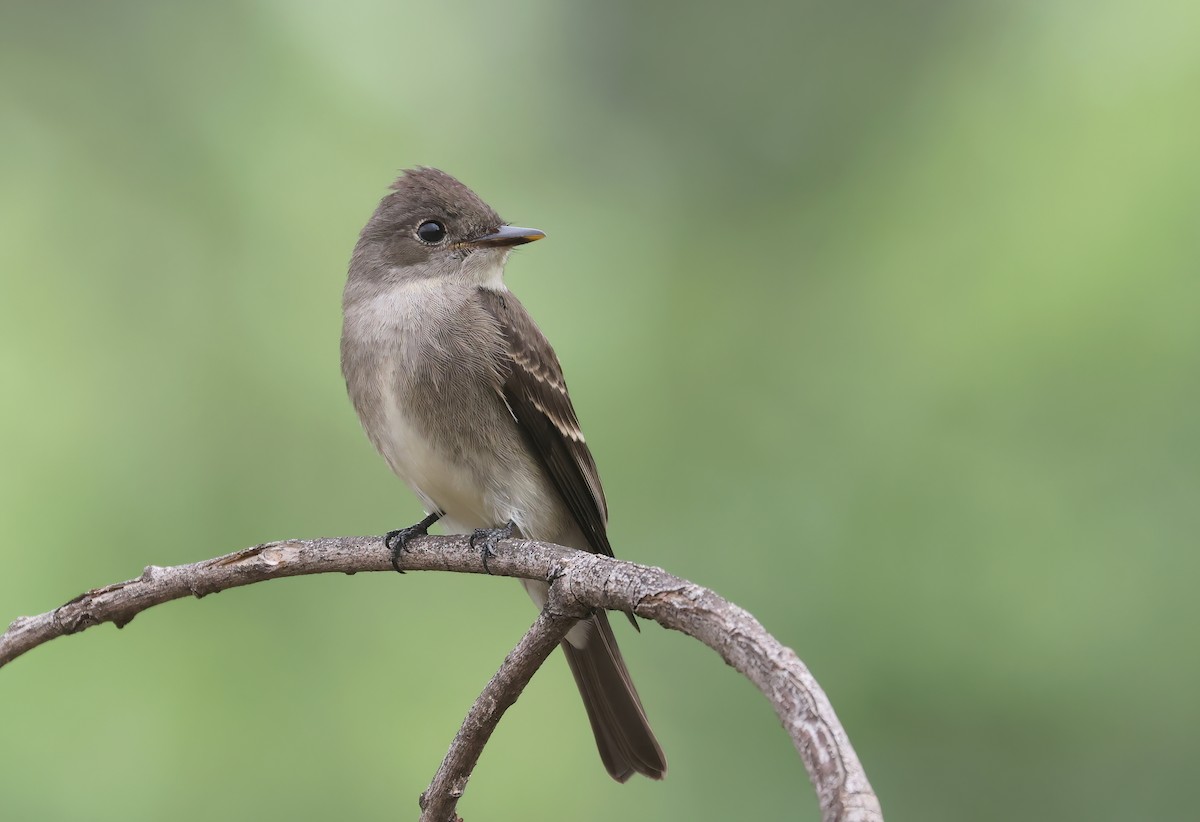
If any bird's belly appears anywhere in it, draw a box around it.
[374,394,491,529]
[374,387,565,542]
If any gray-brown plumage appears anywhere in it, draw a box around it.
[340,167,666,781]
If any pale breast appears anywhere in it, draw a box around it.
[342,280,569,539]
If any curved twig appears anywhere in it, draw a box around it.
[418,605,581,822]
[0,535,883,822]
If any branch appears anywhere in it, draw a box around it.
[419,605,581,822]
[1,535,883,822]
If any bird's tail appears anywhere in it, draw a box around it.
[560,610,667,782]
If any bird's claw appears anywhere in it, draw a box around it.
[384,511,443,573]
[471,520,516,574]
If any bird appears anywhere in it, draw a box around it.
[339,167,666,781]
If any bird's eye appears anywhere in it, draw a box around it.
[416,220,447,244]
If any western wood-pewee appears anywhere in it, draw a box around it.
[340,167,665,781]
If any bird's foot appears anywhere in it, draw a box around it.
[384,511,443,573]
[471,520,516,574]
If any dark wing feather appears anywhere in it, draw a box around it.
[477,288,613,558]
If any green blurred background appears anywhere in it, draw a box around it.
[2,1,1197,819]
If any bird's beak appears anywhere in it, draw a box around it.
[467,225,546,248]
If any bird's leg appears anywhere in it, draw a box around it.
[384,511,443,573]
[471,520,517,574]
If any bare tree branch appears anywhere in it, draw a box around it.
[1,535,883,822]
[419,604,582,822]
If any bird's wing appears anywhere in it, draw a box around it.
[476,287,612,557]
